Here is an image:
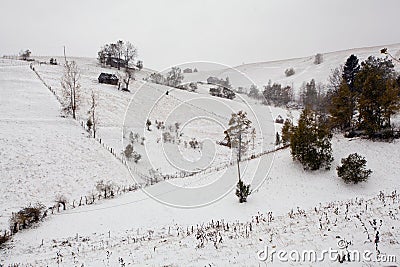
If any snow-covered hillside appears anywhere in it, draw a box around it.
[0,59,136,231]
[1,42,400,266]
[183,43,400,95]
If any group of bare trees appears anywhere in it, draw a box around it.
[19,49,32,61]
[97,40,139,70]
[61,59,98,138]
[148,67,184,89]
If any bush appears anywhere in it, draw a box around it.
[124,144,134,158]
[9,203,46,234]
[314,53,323,65]
[285,68,295,77]
[0,231,11,246]
[132,151,142,163]
[236,179,251,203]
[96,180,115,199]
[337,153,372,184]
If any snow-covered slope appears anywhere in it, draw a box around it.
[183,43,400,95]
[1,43,400,266]
[2,135,400,266]
[0,59,134,231]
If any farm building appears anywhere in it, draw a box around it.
[98,73,119,85]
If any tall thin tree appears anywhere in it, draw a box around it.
[61,60,81,119]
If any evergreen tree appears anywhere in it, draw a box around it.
[262,81,292,106]
[355,56,399,136]
[248,84,259,99]
[329,81,354,130]
[290,109,333,170]
[300,79,318,110]
[281,119,293,146]
[235,179,251,203]
[337,153,372,184]
[343,54,360,93]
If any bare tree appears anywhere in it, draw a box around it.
[19,49,31,60]
[122,68,135,91]
[327,66,343,95]
[116,40,124,70]
[166,67,184,88]
[61,61,81,119]
[123,41,138,65]
[88,90,99,138]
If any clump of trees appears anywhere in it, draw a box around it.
[209,86,236,99]
[97,40,139,70]
[287,109,333,170]
[148,67,185,89]
[177,82,198,92]
[329,55,400,138]
[148,72,165,85]
[299,79,327,113]
[124,143,141,163]
[337,153,372,184]
[248,84,260,99]
[285,68,295,77]
[19,49,31,61]
[49,58,58,65]
[166,67,184,88]
[263,81,293,106]
[207,76,231,88]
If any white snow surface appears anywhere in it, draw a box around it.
[1,43,400,266]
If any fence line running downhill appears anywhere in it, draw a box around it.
[28,62,287,209]
[0,61,288,244]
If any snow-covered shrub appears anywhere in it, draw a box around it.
[124,144,134,158]
[314,53,323,64]
[285,68,295,77]
[0,231,10,246]
[132,151,142,163]
[96,180,115,199]
[162,131,174,143]
[337,153,372,184]
[9,203,46,234]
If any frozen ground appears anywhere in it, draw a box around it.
[1,43,400,266]
[183,43,400,95]
[0,59,133,231]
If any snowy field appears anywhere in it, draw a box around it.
[0,59,133,231]
[1,43,400,266]
[183,43,400,93]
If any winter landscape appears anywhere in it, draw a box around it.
[1,1,400,266]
